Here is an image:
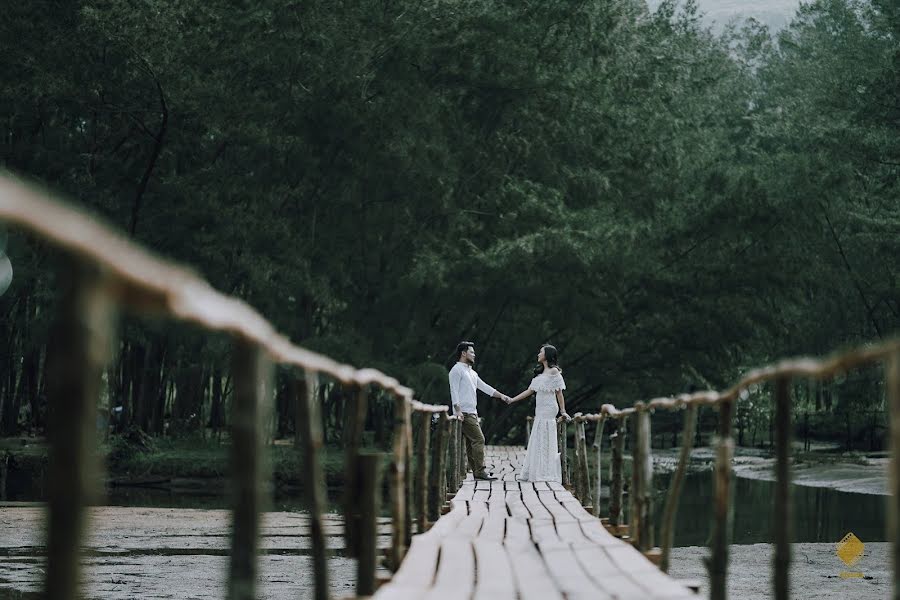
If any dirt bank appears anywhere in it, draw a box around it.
[669,542,889,600]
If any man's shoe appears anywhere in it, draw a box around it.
[474,472,497,481]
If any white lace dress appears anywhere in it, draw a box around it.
[520,370,565,482]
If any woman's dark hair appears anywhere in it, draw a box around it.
[455,341,475,361]
[534,343,561,376]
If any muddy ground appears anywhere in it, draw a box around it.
[669,542,890,600]
[0,504,389,599]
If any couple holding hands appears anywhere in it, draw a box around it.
[448,341,571,483]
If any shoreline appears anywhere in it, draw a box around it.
[653,444,889,496]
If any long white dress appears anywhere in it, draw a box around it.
[520,369,565,482]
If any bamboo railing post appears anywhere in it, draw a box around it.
[526,416,533,448]
[44,261,115,600]
[660,403,698,573]
[229,338,273,600]
[558,419,570,487]
[429,413,450,520]
[578,418,593,510]
[297,370,329,600]
[403,399,413,546]
[356,452,382,597]
[708,398,734,600]
[344,385,369,556]
[773,377,792,600]
[389,394,408,568]
[609,417,626,529]
[573,415,584,500]
[887,351,900,600]
[415,410,431,533]
[630,405,653,551]
[448,418,459,494]
[593,416,606,518]
[572,416,592,508]
[458,419,466,482]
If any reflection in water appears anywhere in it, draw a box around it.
[655,473,886,547]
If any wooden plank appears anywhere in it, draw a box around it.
[478,511,507,542]
[537,541,611,599]
[427,506,467,538]
[453,514,485,539]
[454,483,476,502]
[520,485,552,521]
[472,541,517,600]
[503,516,532,547]
[505,491,531,520]
[506,542,565,600]
[388,535,441,589]
[425,538,475,599]
[536,490,577,523]
[473,489,491,502]
[529,520,559,545]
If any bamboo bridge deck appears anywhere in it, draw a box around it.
[374,446,697,600]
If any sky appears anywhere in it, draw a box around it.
[646,0,804,32]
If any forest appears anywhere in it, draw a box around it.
[1,0,898,449]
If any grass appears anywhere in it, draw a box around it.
[2,435,351,488]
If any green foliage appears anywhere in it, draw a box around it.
[1,0,897,443]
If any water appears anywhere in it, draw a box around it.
[654,472,886,547]
[98,472,889,548]
[6,464,887,547]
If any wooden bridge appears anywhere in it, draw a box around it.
[375,446,696,600]
[2,172,900,600]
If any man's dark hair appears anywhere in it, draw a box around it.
[456,341,475,361]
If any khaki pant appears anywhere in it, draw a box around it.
[461,413,487,475]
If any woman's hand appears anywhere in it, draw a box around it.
[559,412,572,422]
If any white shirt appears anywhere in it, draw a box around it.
[448,362,497,415]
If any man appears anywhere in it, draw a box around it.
[448,341,509,481]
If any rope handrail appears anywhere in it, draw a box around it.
[555,337,900,600]
[574,336,900,421]
[1,171,455,600]
[0,172,447,407]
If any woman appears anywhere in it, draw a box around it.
[508,344,571,482]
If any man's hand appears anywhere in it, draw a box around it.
[499,393,511,404]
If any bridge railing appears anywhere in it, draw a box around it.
[0,172,467,600]
[554,338,900,600]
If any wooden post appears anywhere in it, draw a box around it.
[526,416,533,448]
[577,418,593,509]
[429,412,450,520]
[773,378,792,600]
[356,452,382,597]
[415,411,431,533]
[228,338,272,600]
[458,418,466,482]
[887,352,900,600]
[573,416,584,500]
[630,406,653,551]
[343,385,368,556]
[660,403,698,573]
[593,416,606,517]
[708,399,734,600]
[558,420,569,488]
[390,394,408,568]
[297,371,329,600]
[609,418,626,528]
[44,262,115,600]
[403,399,413,546]
[448,418,459,494]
